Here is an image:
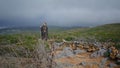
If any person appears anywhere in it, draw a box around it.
[40,22,48,41]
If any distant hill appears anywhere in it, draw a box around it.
[60,23,120,42]
[0,25,88,34]
[86,23,120,42]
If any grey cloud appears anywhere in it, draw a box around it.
[0,0,120,26]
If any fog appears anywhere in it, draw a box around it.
[0,0,120,27]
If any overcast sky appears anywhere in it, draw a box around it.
[0,0,120,27]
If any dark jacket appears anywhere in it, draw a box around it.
[41,25,48,40]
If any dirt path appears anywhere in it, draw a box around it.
[53,48,119,68]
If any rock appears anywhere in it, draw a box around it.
[74,41,79,44]
[117,60,120,62]
[56,62,74,68]
[53,42,63,50]
[74,49,86,54]
[90,51,98,58]
[116,59,120,65]
[98,48,107,56]
[80,62,87,66]
[55,47,74,58]
[108,63,117,68]
[54,51,65,58]
[116,53,120,57]
[90,48,107,58]
[101,58,108,65]
[99,64,104,68]
[83,45,89,49]
[63,47,74,56]
[94,42,102,48]
[99,58,108,68]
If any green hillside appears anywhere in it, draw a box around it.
[0,23,120,57]
[0,23,120,45]
[84,23,120,42]
[49,23,120,43]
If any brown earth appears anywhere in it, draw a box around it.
[54,50,119,68]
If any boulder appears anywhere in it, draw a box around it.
[55,47,74,58]
[80,62,87,66]
[73,49,86,54]
[108,63,117,68]
[91,48,107,58]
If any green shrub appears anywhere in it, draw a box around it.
[65,36,75,41]
[115,44,120,49]
[104,51,110,57]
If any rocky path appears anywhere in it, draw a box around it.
[50,42,120,68]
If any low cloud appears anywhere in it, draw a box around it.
[0,0,120,26]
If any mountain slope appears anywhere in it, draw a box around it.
[50,23,120,42]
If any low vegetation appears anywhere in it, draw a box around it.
[0,23,120,68]
[49,23,120,48]
[0,23,120,49]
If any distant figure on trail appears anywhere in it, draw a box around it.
[40,22,48,41]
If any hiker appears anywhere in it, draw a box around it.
[40,22,48,41]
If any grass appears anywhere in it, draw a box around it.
[0,23,120,56]
[0,23,120,44]
[48,23,120,43]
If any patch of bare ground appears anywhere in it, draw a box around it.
[54,50,119,68]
